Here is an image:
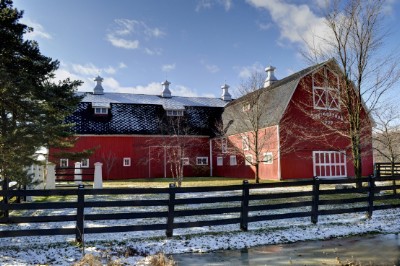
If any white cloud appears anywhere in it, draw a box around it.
[106,34,140,49]
[162,64,176,72]
[196,0,233,12]
[22,18,52,40]
[118,62,127,69]
[144,47,162,56]
[235,62,265,79]
[206,64,220,73]
[53,61,205,97]
[107,19,165,52]
[201,60,220,73]
[246,0,331,51]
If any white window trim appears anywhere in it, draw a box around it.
[263,152,273,164]
[123,157,131,167]
[221,138,227,153]
[196,157,208,165]
[94,107,109,114]
[60,159,68,168]
[242,103,250,112]
[230,155,237,166]
[166,109,184,116]
[181,157,189,165]
[217,156,223,166]
[312,68,340,111]
[81,158,89,168]
[245,155,253,166]
[242,136,249,151]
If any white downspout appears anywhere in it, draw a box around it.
[277,125,281,180]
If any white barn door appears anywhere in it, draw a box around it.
[313,151,347,179]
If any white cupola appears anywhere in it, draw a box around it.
[264,66,278,87]
[93,76,104,95]
[221,83,232,101]
[161,80,172,98]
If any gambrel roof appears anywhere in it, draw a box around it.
[222,60,328,135]
[66,92,227,136]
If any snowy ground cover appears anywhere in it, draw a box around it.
[0,186,399,265]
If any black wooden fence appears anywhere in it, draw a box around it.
[374,162,400,177]
[1,176,400,243]
[0,178,25,217]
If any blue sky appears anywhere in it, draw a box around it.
[12,0,400,98]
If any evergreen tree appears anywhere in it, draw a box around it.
[0,0,82,184]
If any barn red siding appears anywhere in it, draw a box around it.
[50,135,211,179]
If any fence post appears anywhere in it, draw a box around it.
[311,176,320,224]
[2,177,9,218]
[93,162,103,189]
[166,183,176,237]
[374,163,381,178]
[74,162,82,185]
[367,175,375,219]
[46,162,56,189]
[76,184,85,243]
[240,180,250,231]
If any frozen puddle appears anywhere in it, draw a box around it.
[175,233,400,265]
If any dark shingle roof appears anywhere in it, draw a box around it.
[67,94,226,136]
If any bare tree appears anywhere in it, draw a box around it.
[223,71,280,183]
[151,115,204,187]
[373,103,400,174]
[101,151,116,180]
[304,0,400,185]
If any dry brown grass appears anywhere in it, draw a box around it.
[73,253,123,266]
[147,252,176,266]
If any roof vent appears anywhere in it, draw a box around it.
[161,80,172,98]
[93,76,104,95]
[264,66,278,87]
[221,83,232,101]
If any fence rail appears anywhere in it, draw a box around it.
[1,176,400,242]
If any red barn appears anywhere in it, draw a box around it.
[49,60,374,180]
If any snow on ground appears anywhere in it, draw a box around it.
[1,188,399,265]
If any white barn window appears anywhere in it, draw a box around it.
[94,107,108,114]
[123,157,131,167]
[166,110,184,116]
[221,138,227,153]
[245,155,253,165]
[242,136,249,151]
[181,158,189,165]
[312,67,340,111]
[263,152,273,164]
[217,157,223,166]
[81,158,89,168]
[196,157,208,165]
[60,159,68,168]
[230,155,237,166]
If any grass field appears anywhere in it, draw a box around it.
[101,177,275,188]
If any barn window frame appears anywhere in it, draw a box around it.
[81,158,89,168]
[217,156,223,166]
[221,138,227,153]
[94,107,109,115]
[196,157,208,165]
[230,155,237,166]
[166,109,184,116]
[123,157,131,167]
[245,154,253,166]
[242,136,249,151]
[312,67,340,111]
[263,152,273,164]
[60,158,68,168]
[181,157,189,165]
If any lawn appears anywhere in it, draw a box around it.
[100,176,276,188]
